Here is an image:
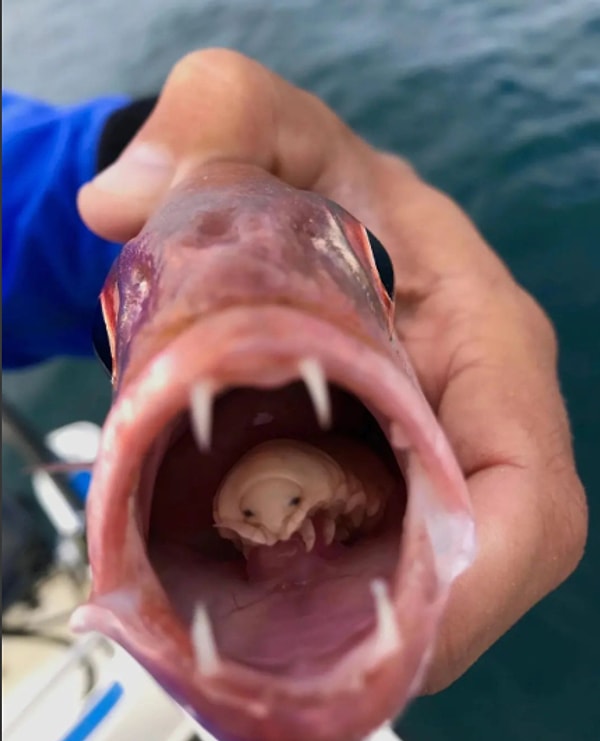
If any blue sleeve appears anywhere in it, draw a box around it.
[2,90,131,369]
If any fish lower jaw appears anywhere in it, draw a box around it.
[71,535,437,741]
[70,568,418,714]
[189,577,402,694]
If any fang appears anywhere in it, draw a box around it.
[298,357,331,429]
[370,578,402,652]
[299,518,317,552]
[191,604,221,676]
[190,381,215,452]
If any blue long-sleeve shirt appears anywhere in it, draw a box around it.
[2,91,130,369]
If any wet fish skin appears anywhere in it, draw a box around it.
[75,162,475,741]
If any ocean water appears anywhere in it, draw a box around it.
[3,1,599,739]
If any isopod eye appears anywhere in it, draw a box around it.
[243,509,255,518]
[289,496,302,506]
[366,229,395,300]
[92,301,113,377]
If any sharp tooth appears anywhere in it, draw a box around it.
[298,357,331,429]
[366,497,382,517]
[299,519,316,552]
[261,532,276,546]
[349,505,365,528]
[190,382,214,452]
[370,578,401,651]
[322,516,336,545]
[343,490,365,528]
[345,490,366,514]
[191,604,221,675]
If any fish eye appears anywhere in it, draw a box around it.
[366,229,395,300]
[289,496,302,506]
[92,301,113,377]
[242,509,255,518]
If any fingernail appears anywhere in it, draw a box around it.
[91,144,174,198]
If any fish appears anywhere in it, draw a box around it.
[71,162,476,741]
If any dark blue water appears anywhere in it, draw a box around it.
[3,1,599,738]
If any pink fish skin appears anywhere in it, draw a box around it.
[72,162,476,741]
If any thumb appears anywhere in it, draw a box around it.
[78,48,363,244]
[77,50,278,243]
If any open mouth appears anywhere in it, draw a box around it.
[150,375,405,686]
[77,305,474,738]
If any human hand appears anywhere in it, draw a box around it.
[78,49,587,693]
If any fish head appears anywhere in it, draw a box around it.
[75,163,476,741]
[100,163,397,389]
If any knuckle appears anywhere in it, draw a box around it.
[168,49,211,83]
[547,473,588,580]
[172,47,242,75]
[169,48,263,97]
[375,151,423,189]
[517,288,558,355]
[163,49,273,159]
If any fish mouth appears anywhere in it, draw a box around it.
[74,305,474,741]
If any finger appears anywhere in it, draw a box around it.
[381,203,588,689]
[343,155,587,688]
[78,48,367,243]
[424,457,586,693]
[426,288,587,687]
